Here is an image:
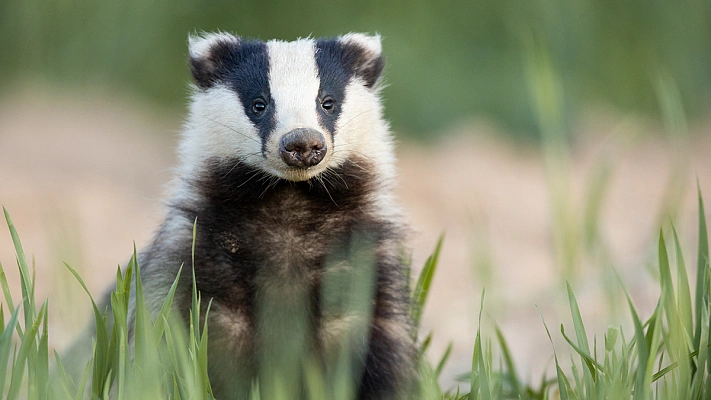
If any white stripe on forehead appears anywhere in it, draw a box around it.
[266,39,321,132]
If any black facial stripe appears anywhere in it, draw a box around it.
[315,39,351,137]
[220,40,275,155]
[315,38,384,138]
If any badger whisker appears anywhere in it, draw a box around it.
[256,173,273,183]
[334,155,370,173]
[236,169,264,188]
[220,159,243,180]
[316,175,338,206]
[259,176,280,198]
[331,144,376,163]
[323,168,349,189]
[204,116,263,146]
[335,107,380,130]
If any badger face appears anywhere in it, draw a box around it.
[181,32,391,183]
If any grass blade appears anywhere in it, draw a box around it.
[64,261,111,397]
[658,229,676,305]
[6,301,47,400]
[494,325,523,397]
[0,261,17,325]
[419,331,433,354]
[470,289,492,400]
[695,185,709,353]
[0,305,22,394]
[4,207,36,332]
[36,300,50,400]
[566,282,596,382]
[435,342,453,379]
[672,225,694,341]
[52,350,78,398]
[538,306,570,400]
[413,234,444,329]
[152,265,182,342]
[630,305,648,400]
[560,324,603,375]
[73,359,92,400]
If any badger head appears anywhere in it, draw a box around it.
[179,32,395,187]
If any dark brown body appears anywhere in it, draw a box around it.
[137,156,416,399]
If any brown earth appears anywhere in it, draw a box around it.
[1,88,711,389]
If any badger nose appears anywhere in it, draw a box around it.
[279,128,327,168]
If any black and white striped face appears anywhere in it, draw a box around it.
[181,32,393,182]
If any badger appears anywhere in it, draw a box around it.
[123,32,415,399]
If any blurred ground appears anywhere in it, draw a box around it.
[1,88,711,389]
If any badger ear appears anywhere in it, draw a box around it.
[338,33,385,88]
[188,32,240,89]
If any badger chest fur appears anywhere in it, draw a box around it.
[135,33,416,399]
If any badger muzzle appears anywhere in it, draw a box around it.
[279,128,327,168]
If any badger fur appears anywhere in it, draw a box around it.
[128,32,414,399]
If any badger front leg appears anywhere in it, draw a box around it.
[318,235,416,399]
[358,314,417,399]
[357,261,417,400]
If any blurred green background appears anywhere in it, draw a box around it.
[0,0,709,140]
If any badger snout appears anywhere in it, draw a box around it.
[279,128,327,168]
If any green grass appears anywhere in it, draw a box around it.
[1,185,711,399]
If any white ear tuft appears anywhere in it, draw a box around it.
[339,33,382,57]
[188,31,240,59]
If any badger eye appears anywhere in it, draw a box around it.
[252,100,267,114]
[321,97,335,112]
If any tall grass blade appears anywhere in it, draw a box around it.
[64,260,111,397]
[695,186,709,353]
[560,325,603,375]
[198,299,213,398]
[116,329,126,400]
[131,242,163,397]
[494,325,523,397]
[152,265,182,342]
[3,208,32,301]
[470,334,480,400]
[0,261,17,326]
[162,318,182,397]
[620,281,646,400]
[191,218,201,345]
[538,306,570,400]
[658,230,676,305]
[475,290,491,400]
[659,225,693,398]
[690,301,709,398]
[0,305,22,395]
[413,234,444,329]
[435,342,453,379]
[566,282,596,382]
[4,208,37,340]
[73,359,92,400]
[52,351,77,399]
[36,300,50,400]
[6,301,47,400]
[672,225,694,341]
[419,331,433,354]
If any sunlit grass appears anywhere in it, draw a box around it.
[1,182,711,399]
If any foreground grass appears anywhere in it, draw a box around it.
[1,189,711,399]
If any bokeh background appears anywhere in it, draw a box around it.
[1,0,711,391]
